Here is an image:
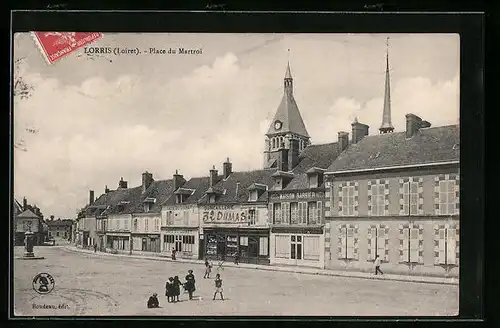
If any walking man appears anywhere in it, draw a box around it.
[213,274,224,301]
[93,243,97,253]
[185,269,196,300]
[374,255,383,275]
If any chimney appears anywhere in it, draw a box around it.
[142,171,154,193]
[118,177,128,189]
[23,197,27,211]
[338,131,349,151]
[173,170,186,190]
[209,166,218,187]
[405,113,424,138]
[223,158,233,179]
[278,147,289,172]
[351,118,369,144]
[288,138,300,170]
[89,190,95,205]
[105,185,110,193]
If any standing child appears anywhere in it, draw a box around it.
[173,276,181,302]
[213,274,224,300]
[204,259,212,279]
[171,249,177,260]
[165,277,174,303]
[374,255,383,275]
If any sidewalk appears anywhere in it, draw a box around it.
[63,246,458,286]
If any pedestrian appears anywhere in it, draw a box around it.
[171,249,177,260]
[204,259,212,279]
[93,243,97,253]
[185,269,196,300]
[165,277,174,303]
[173,276,181,303]
[374,255,384,275]
[234,251,240,265]
[147,293,159,308]
[213,273,224,301]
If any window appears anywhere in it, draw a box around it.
[124,219,128,231]
[303,235,320,261]
[56,231,59,237]
[133,219,138,232]
[309,174,318,188]
[437,228,458,265]
[144,203,150,213]
[273,203,282,224]
[298,202,307,224]
[115,219,120,230]
[249,190,258,202]
[272,138,276,149]
[145,219,149,232]
[275,235,290,258]
[282,202,290,224]
[240,236,249,246]
[402,228,420,263]
[259,237,268,256]
[154,218,160,232]
[64,232,67,238]
[166,211,173,225]
[439,180,456,215]
[342,186,355,216]
[370,184,385,216]
[307,202,322,224]
[339,227,356,259]
[248,210,257,225]
[368,227,388,261]
[182,235,195,253]
[183,211,189,226]
[402,181,419,215]
[290,235,302,260]
[209,195,216,204]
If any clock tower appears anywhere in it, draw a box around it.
[263,61,310,171]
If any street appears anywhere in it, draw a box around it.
[13,246,458,316]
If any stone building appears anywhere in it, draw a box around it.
[46,218,74,241]
[199,159,276,264]
[323,47,460,277]
[14,198,46,246]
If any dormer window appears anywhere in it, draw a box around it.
[247,183,268,201]
[209,195,216,204]
[249,190,258,202]
[306,167,326,189]
[144,203,150,213]
[176,194,183,204]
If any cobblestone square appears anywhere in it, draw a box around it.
[13,247,458,316]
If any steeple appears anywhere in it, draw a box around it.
[379,37,395,134]
[284,60,293,94]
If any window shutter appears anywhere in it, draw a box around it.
[447,228,456,265]
[368,227,376,261]
[409,228,419,263]
[377,227,386,260]
[268,203,273,223]
[255,208,259,225]
[340,227,347,259]
[302,202,308,224]
[317,201,322,224]
[346,227,354,259]
[402,228,409,262]
[438,228,446,264]
[384,226,390,261]
[298,202,303,224]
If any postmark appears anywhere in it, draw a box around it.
[31,32,102,64]
[32,273,55,294]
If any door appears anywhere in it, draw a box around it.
[248,236,259,264]
[217,234,226,261]
[290,235,303,265]
[175,235,182,252]
[142,238,147,251]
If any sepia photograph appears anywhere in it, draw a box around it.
[12,31,460,317]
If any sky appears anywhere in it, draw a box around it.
[13,33,460,218]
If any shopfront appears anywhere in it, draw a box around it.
[106,232,130,253]
[270,226,324,268]
[132,234,161,253]
[161,227,199,259]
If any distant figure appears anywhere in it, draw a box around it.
[204,259,212,279]
[185,269,196,300]
[374,255,384,275]
[147,293,159,308]
[234,252,240,265]
[173,276,181,302]
[93,244,97,253]
[165,277,174,303]
[171,249,177,260]
[213,274,224,300]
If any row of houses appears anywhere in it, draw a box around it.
[75,56,459,277]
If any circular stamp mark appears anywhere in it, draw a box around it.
[32,273,55,295]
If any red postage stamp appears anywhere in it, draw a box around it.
[31,32,102,64]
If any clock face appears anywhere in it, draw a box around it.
[274,121,282,130]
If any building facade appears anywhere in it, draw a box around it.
[14,198,45,246]
[46,218,73,241]
[324,114,460,277]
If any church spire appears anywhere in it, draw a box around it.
[379,37,394,134]
[284,50,293,94]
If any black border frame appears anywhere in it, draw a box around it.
[8,9,485,325]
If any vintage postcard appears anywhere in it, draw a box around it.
[13,32,460,317]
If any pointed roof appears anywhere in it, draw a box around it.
[380,40,394,133]
[266,62,310,137]
[17,209,39,218]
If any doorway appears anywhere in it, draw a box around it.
[175,235,182,252]
[290,235,303,264]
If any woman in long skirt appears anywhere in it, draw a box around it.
[173,276,181,302]
[165,277,174,303]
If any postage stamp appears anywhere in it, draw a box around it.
[31,32,102,64]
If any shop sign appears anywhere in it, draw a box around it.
[166,229,195,235]
[271,191,325,201]
[202,209,247,223]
